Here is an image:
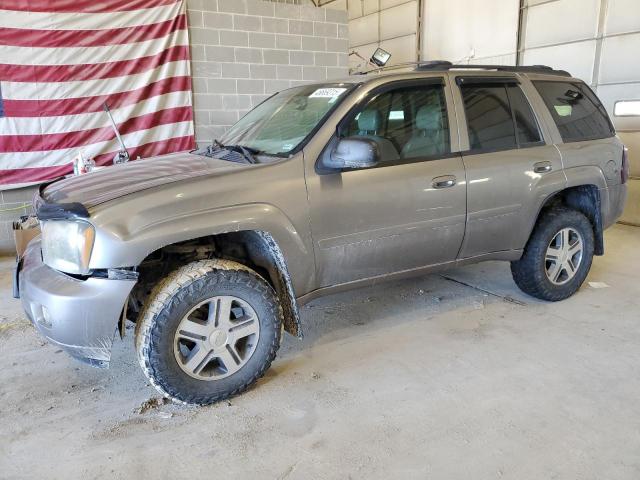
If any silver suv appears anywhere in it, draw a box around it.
[15,63,629,405]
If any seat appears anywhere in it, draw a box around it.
[354,109,399,163]
[401,104,446,158]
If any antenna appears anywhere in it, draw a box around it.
[103,103,130,164]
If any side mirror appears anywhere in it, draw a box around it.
[324,137,381,170]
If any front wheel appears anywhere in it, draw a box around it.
[135,259,282,405]
[511,207,595,301]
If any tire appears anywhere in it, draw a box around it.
[511,207,595,301]
[135,259,282,405]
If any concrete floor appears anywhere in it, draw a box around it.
[0,224,639,479]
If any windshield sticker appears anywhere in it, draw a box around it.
[310,88,347,100]
[282,143,294,151]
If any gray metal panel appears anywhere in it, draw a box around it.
[605,0,640,35]
[524,0,600,49]
[599,33,640,84]
[522,40,597,83]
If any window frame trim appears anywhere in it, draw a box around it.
[316,77,456,173]
[455,77,546,156]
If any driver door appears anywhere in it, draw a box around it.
[304,79,467,287]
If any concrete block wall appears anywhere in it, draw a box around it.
[187,0,350,146]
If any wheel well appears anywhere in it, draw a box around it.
[128,230,301,337]
[537,184,604,255]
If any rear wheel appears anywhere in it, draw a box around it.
[135,259,282,405]
[511,208,594,301]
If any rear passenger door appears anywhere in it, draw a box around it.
[452,75,566,258]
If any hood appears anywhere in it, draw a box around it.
[42,152,245,208]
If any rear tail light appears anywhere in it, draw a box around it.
[622,146,630,184]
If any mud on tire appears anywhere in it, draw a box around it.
[511,207,595,302]
[135,259,282,405]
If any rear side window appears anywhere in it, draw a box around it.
[533,80,614,142]
[460,81,542,152]
[508,85,543,146]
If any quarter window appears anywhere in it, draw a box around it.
[345,83,450,163]
[460,81,542,152]
[533,80,614,142]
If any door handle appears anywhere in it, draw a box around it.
[533,161,553,173]
[432,175,457,189]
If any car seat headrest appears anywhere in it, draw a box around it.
[357,109,382,132]
[416,105,442,131]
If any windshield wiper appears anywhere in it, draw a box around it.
[235,145,258,164]
[210,139,262,164]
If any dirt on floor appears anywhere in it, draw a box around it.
[1,224,639,480]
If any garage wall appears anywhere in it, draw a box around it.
[319,0,420,70]
[188,0,349,146]
[421,0,519,65]
[520,0,640,224]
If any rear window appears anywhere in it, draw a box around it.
[533,80,614,143]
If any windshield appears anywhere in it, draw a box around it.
[217,83,354,156]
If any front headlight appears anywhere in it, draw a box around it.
[41,220,95,274]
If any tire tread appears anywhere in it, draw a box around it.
[135,259,281,405]
[511,207,594,302]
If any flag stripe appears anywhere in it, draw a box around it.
[0,0,194,186]
[2,76,191,118]
[0,106,192,153]
[0,44,189,83]
[0,136,194,186]
[0,92,191,138]
[2,60,188,101]
[0,14,186,48]
[3,91,192,135]
[1,27,187,66]
[0,4,181,30]
[2,0,179,13]
[1,121,194,169]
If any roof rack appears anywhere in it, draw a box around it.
[357,60,571,77]
[413,61,572,77]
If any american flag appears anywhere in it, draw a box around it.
[0,0,195,187]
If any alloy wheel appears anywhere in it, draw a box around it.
[173,295,260,380]
[544,227,584,285]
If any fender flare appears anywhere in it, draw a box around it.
[90,204,308,337]
[523,166,607,256]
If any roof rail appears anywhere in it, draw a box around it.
[414,62,572,77]
[355,60,572,77]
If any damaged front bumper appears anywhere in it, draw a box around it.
[18,239,136,368]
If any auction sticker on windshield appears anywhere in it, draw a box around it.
[310,88,347,102]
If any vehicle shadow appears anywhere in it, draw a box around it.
[266,261,532,381]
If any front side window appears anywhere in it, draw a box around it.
[219,83,353,156]
[533,80,614,142]
[460,81,542,152]
[344,83,450,163]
